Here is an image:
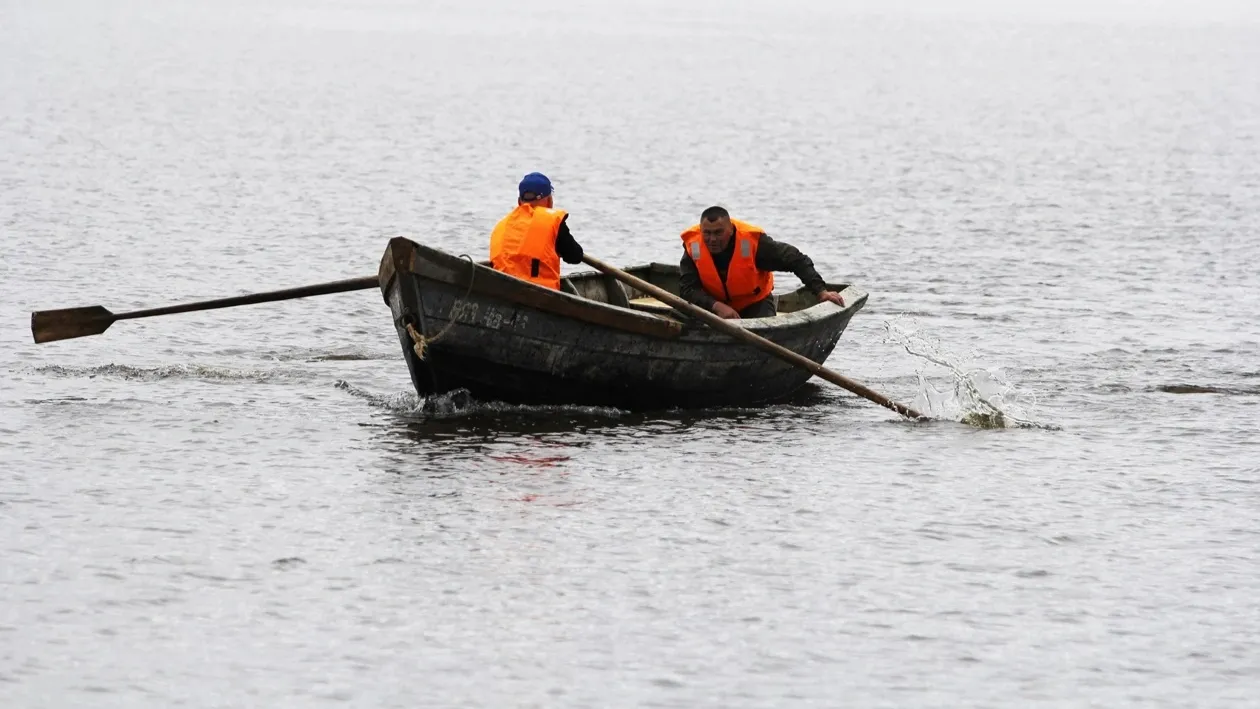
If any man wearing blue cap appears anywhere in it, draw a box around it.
[489,172,584,291]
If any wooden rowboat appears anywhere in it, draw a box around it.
[377,236,868,410]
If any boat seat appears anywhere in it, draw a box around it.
[602,275,632,308]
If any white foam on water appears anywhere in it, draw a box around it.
[32,363,309,384]
[333,381,627,420]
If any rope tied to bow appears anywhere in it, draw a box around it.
[404,254,477,361]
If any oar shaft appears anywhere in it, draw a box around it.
[31,275,382,344]
[113,276,380,321]
[582,255,926,420]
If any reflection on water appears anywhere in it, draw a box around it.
[370,382,841,448]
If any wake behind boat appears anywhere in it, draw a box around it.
[378,236,868,410]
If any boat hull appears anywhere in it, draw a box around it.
[378,237,866,410]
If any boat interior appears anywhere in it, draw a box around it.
[461,255,835,317]
[558,263,827,317]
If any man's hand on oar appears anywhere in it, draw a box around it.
[30,276,379,344]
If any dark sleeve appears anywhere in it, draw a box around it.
[678,250,718,310]
[555,216,584,264]
[754,234,828,295]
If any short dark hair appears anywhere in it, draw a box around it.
[700,205,729,222]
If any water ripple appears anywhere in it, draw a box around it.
[2,5,1258,708]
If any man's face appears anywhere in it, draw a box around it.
[701,217,733,252]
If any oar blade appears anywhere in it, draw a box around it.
[31,306,116,343]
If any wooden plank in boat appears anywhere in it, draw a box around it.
[627,296,674,314]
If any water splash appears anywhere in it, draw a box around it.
[881,318,1049,429]
[334,380,429,415]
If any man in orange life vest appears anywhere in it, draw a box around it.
[489,172,585,290]
[679,206,845,319]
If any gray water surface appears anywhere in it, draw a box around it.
[3,1,1259,706]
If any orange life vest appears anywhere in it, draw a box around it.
[489,204,567,290]
[680,219,774,311]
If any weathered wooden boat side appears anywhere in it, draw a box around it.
[378,236,868,409]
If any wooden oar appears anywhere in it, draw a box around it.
[31,275,379,344]
[582,255,928,421]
